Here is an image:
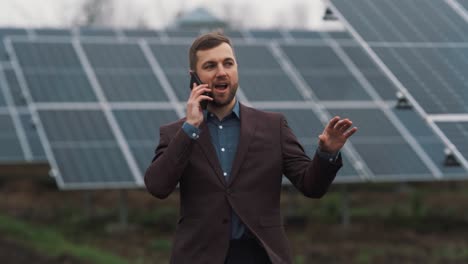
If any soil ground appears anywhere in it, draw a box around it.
[1,177,468,264]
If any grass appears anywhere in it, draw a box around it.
[0,213,129,264]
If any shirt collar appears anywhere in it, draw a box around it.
[204,99,240,120]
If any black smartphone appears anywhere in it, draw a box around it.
[189,71,211,110]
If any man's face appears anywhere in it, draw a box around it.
[195,42,239,108]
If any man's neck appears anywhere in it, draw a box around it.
[208,98,236,121]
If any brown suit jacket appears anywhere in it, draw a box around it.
[145,103,342,264]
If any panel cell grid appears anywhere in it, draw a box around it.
[123,29,160,38]
[14,42,82,69]
[238,72,305,101]
[394,109,467,176]
[114,109,179,172]
[281,44,372,101]
[250,30,284,40]
[436,122,468,162]
[20,113,46,161]
[79,27,117,37]
[34,28,72,36]
[12,41,97,103]
[289,30,322,40]
[328,108,433,178]
[235,45,283,69]
[0,114,24,161]
[373,46,468,114]
[83,42,169,102]
[150,44,189,70]
[83,43,151,69]
[0,28,27,61]
[332,0,468,42]
[39,109,135,186]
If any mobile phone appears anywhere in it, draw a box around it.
[189,71,211,110]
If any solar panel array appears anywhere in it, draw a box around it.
[329,0,468,171]
[1,10,467,189]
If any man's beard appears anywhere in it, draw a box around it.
[210,83,238,107]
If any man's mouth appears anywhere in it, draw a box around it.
[213,83,229,90]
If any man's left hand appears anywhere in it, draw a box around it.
[318,116,357,154]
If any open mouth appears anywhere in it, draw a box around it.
[213,83,228,90]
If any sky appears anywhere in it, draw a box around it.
[0,0,343,30]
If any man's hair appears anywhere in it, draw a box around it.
[189,32,232,71]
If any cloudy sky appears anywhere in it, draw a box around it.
[0,0,342,30]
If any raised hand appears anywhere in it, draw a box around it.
[318,116,357,154]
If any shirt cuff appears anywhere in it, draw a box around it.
[182,122,201,140]
[316,147,339,163]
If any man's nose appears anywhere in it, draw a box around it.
[216,65,227,77]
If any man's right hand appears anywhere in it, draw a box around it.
[186,83,212,127]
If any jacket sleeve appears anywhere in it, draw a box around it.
[144,124,195,199]
[280,114,342,198]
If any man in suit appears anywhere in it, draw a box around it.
[145,32,357,264]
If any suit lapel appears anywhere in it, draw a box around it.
[195,121,226,186]
[228,104,257,186]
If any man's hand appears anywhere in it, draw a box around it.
[318,116,357,154]
[186,83,213,127]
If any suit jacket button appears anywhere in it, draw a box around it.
[226,188,232,195]
[222,218,229,224]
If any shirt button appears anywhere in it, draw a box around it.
[223,172,227,176]
[219,125,223,129]
[192,133,197,138]
[221,148,225,152]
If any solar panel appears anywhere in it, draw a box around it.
[329,0,468,172]
[34,28,72,37]
[79,27,118,37]
[0,113,24,162]
[436,121,468,164]
[13,41,97,103]
[280,44,372,101]
[0,28,28,61]
[289,30,322,40]
[221,30,245,39]
[237,73,305,101]
[113,109,179,173]
[38,109,137,188]
[19,113,46,160]
[371,46,468,114]
[328,108,435,179]
[395,109,467,177]
[165,29,202,38]
[122,29,160,39]
[250,29,284,40]
[82,42,170,102]
[4,26,468,189]
[331,0,468,42]
[149,43,189,69]
[235,45,283,69]
[458,0,468,11]
[0,63,46,162]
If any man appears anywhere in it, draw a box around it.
[145,32,357,264]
